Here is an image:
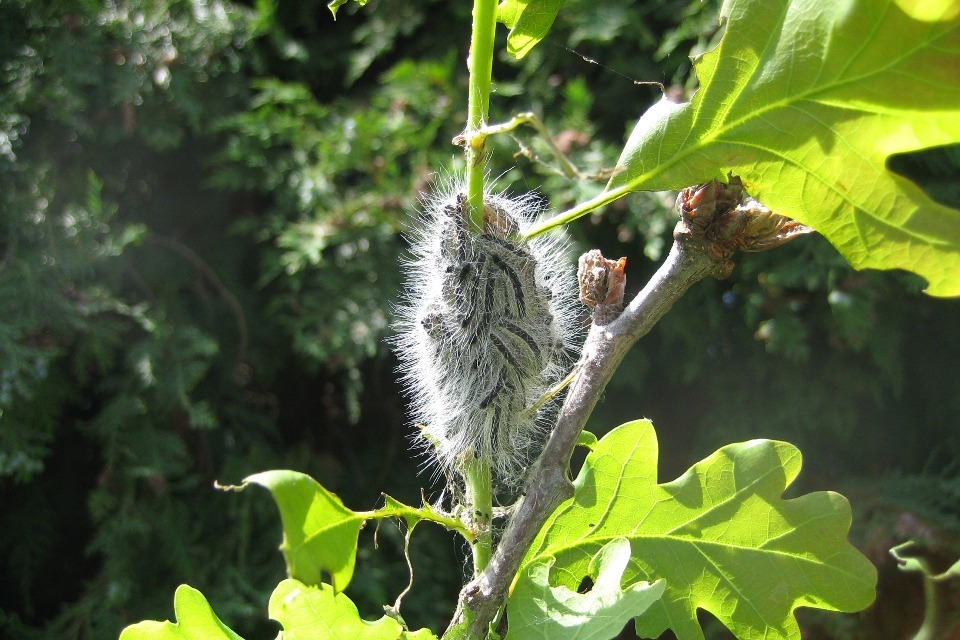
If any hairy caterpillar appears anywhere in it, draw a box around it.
[395,182,581,486]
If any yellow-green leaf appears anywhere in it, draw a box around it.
[506,538,665,640]
[119,585,244,640]
[516,420,877,640]
[269,579,406,640]
[238,470,471,592]
[245,470,365,591]
[609,0,960,296]
[497,0,565,58]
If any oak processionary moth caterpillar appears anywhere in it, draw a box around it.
[395,182,581,486]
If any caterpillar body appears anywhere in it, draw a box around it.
[395,184,580,486]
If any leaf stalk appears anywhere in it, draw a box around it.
[522,183,634,239]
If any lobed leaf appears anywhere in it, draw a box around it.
[269,579,435,640]
[512,420,877,640]
[240,470,471,592]
[497,0,566,59]
[245,470,366,591]
[505,538,665,640]
[119,585,244,640]
[608,0,960,296]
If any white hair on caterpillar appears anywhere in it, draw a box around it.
[393,179,582,487]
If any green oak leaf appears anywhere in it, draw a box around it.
[576,428,599,450]
[245,470,365,591]
[269,579,434,640]
[608,0,960,296]
[497,0,565,59]
[239,470,470,592]
[119,585,244,640]
[518,420,877,640]
[506,537,665,640]
[327,0,367,19]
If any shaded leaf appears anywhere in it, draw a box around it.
[119,585,244,640]
[506,537,665,640]
[497,0,566,58]
[608,0,960,296]
[518,420,877,640]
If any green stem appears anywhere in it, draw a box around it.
[464,457,493,576]
[465,0,498,230]
[478,112,583,179]
[353,504,474,542]
[912,573,938,640]
[463,0,497,580]
[521,183,634,239]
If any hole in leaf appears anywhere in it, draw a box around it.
[577,575,594,594]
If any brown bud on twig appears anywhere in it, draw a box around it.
[677,178,744,231]
[675,177,813,278]
[578,249,627,324]
[729,198,813,253]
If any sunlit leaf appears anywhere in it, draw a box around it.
[401,630,440,640]
[244,470,366,591]
[608,0,960,296]
[119,585,244,640]
[497,0,566,58]
[518,420,877,640]
[506,538,665,640]
[328,0,368,20]
[269,579,409,640]
[576,428,598,450]
[238,471,471,592]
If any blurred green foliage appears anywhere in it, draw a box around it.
[1,1,958,639]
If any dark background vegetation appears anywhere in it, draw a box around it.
[1,1,958,639]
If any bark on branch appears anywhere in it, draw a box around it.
[444,178,807,639]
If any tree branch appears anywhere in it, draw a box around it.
[443,178,804,639]
[444,218,721,639]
